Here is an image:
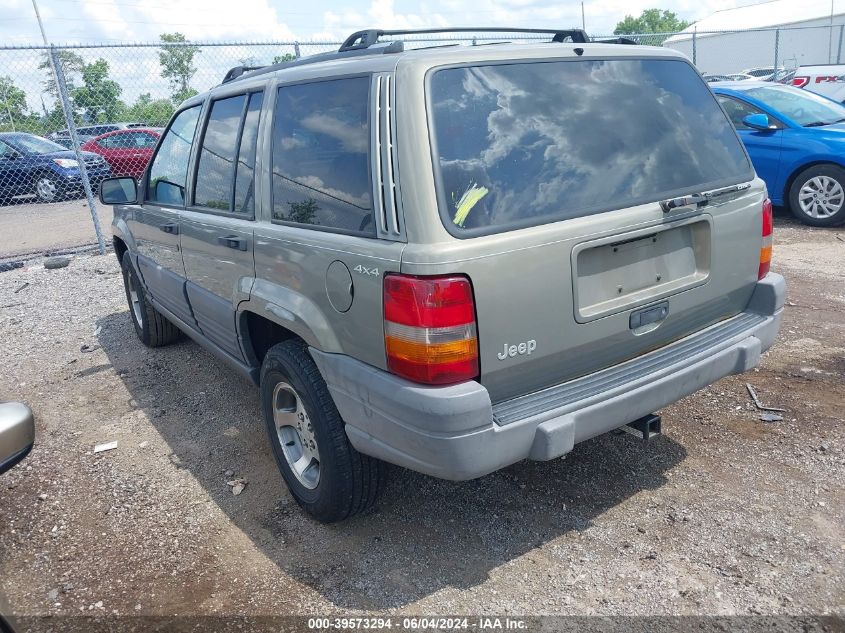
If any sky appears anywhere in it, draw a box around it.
[0,0,762,45]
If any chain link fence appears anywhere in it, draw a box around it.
[0,26,841,257]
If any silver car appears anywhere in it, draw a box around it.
[100,27,785,522]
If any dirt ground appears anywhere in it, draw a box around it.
[0,213,843,626]
[0,198,112,259]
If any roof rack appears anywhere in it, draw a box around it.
[221,26,630,84]
[340,27,590,52]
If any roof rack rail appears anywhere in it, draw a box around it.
[222,65,266,84]
[595,36,638,45]
[339,27,590,51]
[220,40,405,84]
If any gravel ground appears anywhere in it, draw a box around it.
[0,214,843,626]
[0,198,111,259]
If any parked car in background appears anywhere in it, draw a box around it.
[714,81,845,226]
[791,64,845,102]
[47,121,147,145]
[0,401,34,633]
[101,28,783,522]
[81,128,161,179]
[0,132,112,203]
[703,74,734,83]
[742,66,785,81]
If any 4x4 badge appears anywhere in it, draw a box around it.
[353,264,379,276]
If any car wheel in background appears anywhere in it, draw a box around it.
[260,339,388,523]
[788,164,845,226]
[32,174,63,203]
[120,251,181,347]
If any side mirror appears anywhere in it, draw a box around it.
[0,402,35,475]
[743,113,776,131]
[99,176,137,205]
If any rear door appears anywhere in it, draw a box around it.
[131,104,203,327]
[419,56,764,402]
[180,89,264,361]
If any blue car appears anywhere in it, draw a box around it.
[0,132,112,204]
[712,82,845,227]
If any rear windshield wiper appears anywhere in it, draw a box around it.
[660,183,751,213]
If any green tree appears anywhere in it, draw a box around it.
[159,32,200,104]
[272,53,296,64]
[72,58,123,123]
[0,76,28,131]
[37,49,85,99]
[286,198,319,224]
[124,92,175,127]
[614,9,690,41]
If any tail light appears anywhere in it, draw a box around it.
[383,274,479,385]
[759,198,773,279]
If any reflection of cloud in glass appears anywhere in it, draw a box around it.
[273,170,370,208]
[301,113,368,154]
[432,60,750,229]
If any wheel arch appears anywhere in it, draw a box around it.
[783,159,845,205]
[237,303,341,369]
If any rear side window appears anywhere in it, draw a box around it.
[146,105,202,206]
[270,77,373,235]
[194,94,247,211]
[193,91,263,214]
[429,59,752,235]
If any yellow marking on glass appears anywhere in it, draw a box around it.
[453,182,489,227]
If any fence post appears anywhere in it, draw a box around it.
[774,28,779,73]
[692,27,697,66]
[294,41,301,58]
[48,45,106,255]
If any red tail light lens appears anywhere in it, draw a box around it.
[759,197,773,279]
[384,274,479,385]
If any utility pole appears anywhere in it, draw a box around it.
[31,0,106,254]
[581,2,586,31]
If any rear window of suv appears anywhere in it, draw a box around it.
[429,58,753,236]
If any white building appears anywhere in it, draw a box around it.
[664,0,845,74]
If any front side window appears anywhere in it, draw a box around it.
[271,77,373,234]
[429,59,752,235]
[717,95,767,130]
[146,105,201,206]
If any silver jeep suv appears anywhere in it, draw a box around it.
[101,28,785,522]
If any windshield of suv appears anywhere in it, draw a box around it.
[429,58,752,235]
[742,85,845,127]
[6,133,67,155]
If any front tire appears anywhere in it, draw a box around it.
[260,339,388,523]
[33,174,64,203]
[120,251,181,347]
[788,164,845,226]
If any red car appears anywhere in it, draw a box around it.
[81,128,161,179]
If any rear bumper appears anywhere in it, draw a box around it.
[311,274,786,481]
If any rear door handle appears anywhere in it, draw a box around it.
[160,222,179,234]
[217,235,248,251]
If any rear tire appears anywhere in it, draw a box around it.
[788,164,845,226]
[120,251,181,347]
[260,339,388,523]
